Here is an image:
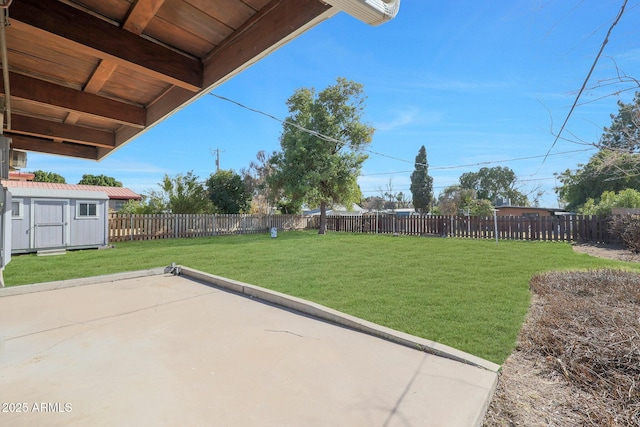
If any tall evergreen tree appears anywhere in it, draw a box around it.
[410,145,433,213]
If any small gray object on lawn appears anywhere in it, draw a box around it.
[271,227,277,238]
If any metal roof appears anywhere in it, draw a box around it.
[2,180,140,200]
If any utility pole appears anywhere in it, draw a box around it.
[211,148,224,172]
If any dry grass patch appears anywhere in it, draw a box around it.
[485,269,640,426]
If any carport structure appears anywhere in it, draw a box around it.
[0,0,399,160]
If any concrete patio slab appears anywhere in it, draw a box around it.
[0,270,498,426]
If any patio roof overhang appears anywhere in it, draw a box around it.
[0,0,399,161]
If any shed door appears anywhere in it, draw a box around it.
[34,200,67,248]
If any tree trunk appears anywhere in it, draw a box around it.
[318,201,327,235]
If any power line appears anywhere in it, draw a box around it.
[210,92,594,175]
[537,0,628,171]
[360,176,558,194]
[361,148,594,176]
[210,92,348,147]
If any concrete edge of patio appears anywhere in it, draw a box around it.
[0,264,501,375]
[178,266,502,374]
[0,267,167,297]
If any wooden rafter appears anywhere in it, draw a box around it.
[9,134,98,160]
[8,115,115,149]
[123,0,167,35]
[10,0,202,92]
[0,72,146,128]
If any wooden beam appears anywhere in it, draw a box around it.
[10,114,115,149]
[123,0,167,34]
[98,85,194,160]
[10,0,202,91]
[64,112,81,125]
[0,72,146,128]
[203,0,332,87]
[8,134,98,160]
[84,60,118,94]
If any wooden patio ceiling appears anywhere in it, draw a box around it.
[0,0,341,161]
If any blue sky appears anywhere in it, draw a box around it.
[24,1,640,208]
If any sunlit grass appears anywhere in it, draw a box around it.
[5,231,637,363]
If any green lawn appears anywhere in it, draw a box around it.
[4,231,637,364]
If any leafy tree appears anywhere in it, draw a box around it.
[437,185,493,216]
[275,199,303,215]
[459,166,528,206]
[599,92,640,152]
[31,170,66,183]
[267,78,374,234]
[556,150,640,211]
[206,169,251,214]
[78,174,122,187]
[361,196,385,211]
[143,172,213,214]
[241,150,274,214]
[556,93,640,211]
[579,189,640,216]
[118,198,159,214]
[410,145,433,213]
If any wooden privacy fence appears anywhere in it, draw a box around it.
[109,214,312,242]
[109,213,620,244]
[319,214,621,243]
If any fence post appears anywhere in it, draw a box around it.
[129,214,133,241]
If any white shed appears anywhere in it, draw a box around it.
[7,186,109,254]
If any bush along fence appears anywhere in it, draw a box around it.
[316,214,621,243]
[108,214,312,242]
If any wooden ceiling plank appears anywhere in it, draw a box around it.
[10,0,202,91]
[0,72,146,128]
[203,0,331,87]
[185,0,254,29]
[155,1,231,44]
[10,114,115,148]
[9,134,98,160]
[143,15,216,58]
[84,60,118,94]
[123,0,167,34]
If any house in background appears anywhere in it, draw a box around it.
[304,204,364,217]
[495,206,569,217]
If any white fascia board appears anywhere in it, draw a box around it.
[8,188,109,200]
[323,0,400,26]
